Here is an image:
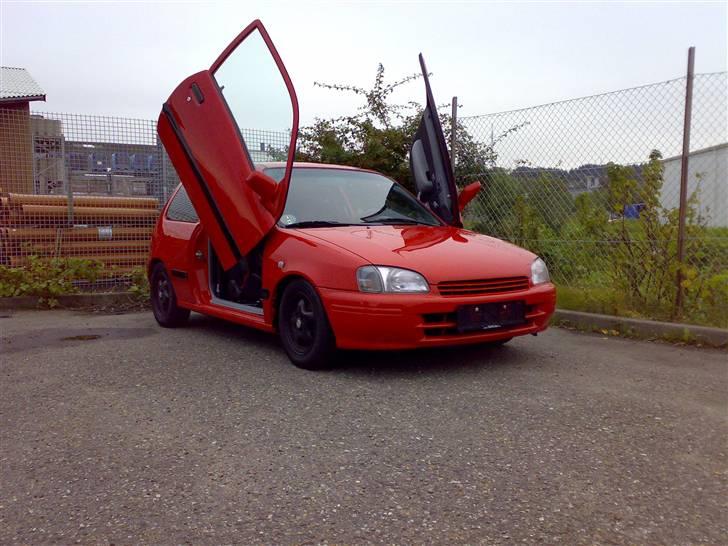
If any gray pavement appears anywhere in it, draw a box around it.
[0,309,726,545]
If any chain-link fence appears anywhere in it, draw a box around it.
[459,72,727,326]
[0,108,288,290]
[1,72,726,325]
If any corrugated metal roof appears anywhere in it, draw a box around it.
[0,67,46,102]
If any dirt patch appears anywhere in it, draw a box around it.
[1,327,156,355]
[61,334,103,341]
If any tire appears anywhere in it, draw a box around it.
[278,279,336,370]
[150,263,190,328]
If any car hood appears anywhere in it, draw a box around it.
[296,225,536,284]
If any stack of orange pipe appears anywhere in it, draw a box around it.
[0,193,160,275]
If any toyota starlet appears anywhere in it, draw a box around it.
[150,20,556,369]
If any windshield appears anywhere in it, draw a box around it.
[265,167,442,228]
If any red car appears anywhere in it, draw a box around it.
[150,20,556,369]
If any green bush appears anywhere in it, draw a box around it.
[128,267,150,301]
[295,63,525,193]
[0,256,103,305]
[467,150,727,328]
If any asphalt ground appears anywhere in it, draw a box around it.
[0,309,726,545]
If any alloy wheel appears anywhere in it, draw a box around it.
[287,293,317,354]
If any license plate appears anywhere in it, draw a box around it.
[456,301,526,333]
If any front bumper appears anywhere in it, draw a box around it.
[320,283,556,350]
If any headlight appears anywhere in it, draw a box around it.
[531,257,550,285]
[356,266,429,293]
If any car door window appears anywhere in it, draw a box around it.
[409,54,460,226]
[166,186,199,223]
[213,29,294,167]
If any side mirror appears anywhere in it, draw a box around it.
[411,139,433,196]
[457,181,482,212]
[246,170,278,212]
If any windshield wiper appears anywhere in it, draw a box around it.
[284,220,354,228]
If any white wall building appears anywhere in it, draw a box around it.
[662,143,728,227]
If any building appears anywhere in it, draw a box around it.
[1,68,167,199]
[662,144,728,227]
[0,67,46,194]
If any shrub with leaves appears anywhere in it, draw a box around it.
[296,63,521,192]
[128,267,150,301]
[0,256,103,305]
[589,150,719,322]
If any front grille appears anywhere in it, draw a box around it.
[437,276,530,296]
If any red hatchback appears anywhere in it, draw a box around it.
[150,20,556,369]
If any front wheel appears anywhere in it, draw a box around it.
[150,263,190,328]
[278,280,336,370]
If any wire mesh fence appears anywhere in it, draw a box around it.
[0,108,288,291]
[0,72,726,325]
[458,71,727,326]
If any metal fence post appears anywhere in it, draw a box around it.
[450,96,458,166]
[675,46,695,317]
[160,144,168,204]
[62,137,74,225]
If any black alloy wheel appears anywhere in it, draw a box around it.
[150,263,190,327]
[278,279,335,370]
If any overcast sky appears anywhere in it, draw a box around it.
[1,0,726,124]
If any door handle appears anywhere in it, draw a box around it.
[190,83,204,104]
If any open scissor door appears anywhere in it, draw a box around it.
[409,54,461,227]
[158,19,298,270]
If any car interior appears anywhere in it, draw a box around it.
[209,243,265,309]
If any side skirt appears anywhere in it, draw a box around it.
[183,302,275,334]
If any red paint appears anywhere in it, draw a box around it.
[458,181,482,212]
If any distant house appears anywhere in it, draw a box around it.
[662,144,728,227]
[510,164,613,197]
[0,67,46,193]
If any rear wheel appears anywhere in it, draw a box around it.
[278,280,335,370]
[150,263,190,327]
